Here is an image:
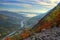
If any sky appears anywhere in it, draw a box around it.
[0,0,60,17]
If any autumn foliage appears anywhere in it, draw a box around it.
[5,37,11,40]
[20,32,30,39]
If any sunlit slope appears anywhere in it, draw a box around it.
[4,3,60,40]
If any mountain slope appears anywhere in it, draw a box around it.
[32,3,60,32]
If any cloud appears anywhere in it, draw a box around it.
[49,0,60,3]
[15,0,60,9]
[0,8,48,13]
[0,2,33,8]
[0,0,60,13]
[35,0,59,6]
[32,0,60,9]
[23,14,38,17]
[0,0,60,17]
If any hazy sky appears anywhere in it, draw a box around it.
[0,0,60,17]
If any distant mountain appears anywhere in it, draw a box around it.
[0,11,29,38]
[0,11,25,19]
[27,13,46,28]
[0,11,31,22]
